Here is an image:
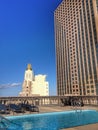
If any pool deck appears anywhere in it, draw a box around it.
[64,123,98,130]
[2,105,98,130]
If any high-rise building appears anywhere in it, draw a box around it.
[54,0,98,96]
[19,64,49,96]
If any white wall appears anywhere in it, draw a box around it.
[32,75,49,96]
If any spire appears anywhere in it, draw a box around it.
[27,64,32,70]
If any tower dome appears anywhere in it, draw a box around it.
[27,64,32,70]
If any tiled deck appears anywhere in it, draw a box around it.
[64,123,98,130]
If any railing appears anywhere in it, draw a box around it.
[0,96,98,106]
[0,115,21,129]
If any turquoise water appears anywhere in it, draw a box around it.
[1,110,98,130]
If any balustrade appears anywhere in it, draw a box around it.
[0,96,98,106]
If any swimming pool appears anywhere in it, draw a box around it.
[1,110,98,130]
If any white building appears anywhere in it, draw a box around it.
[32,75,49,96]
[19,64,49,96]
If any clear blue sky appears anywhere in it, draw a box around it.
[0,0,62,96]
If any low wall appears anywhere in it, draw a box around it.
[0,96,98,106]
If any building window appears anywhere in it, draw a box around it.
[91,85,93,88]
[91,90,94,93]
[76,89,78,92]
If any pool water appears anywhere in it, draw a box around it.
[1,110,98,130]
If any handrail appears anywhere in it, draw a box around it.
[0,115,21,129]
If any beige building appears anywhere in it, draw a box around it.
[54,0,98,96]
[32,75,49,96]
[19,64,49,96]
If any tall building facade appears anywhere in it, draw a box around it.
[19,64,49,96]
[54,0,98,96]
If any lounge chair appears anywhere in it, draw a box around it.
[19,103,39,112]
[0,104,8,114]
[31,105,39,112]
[9,104,24,113]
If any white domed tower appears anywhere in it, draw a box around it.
[24,64,34,81]
[19,64,34,96]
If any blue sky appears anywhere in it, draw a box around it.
[0,0,62,96]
